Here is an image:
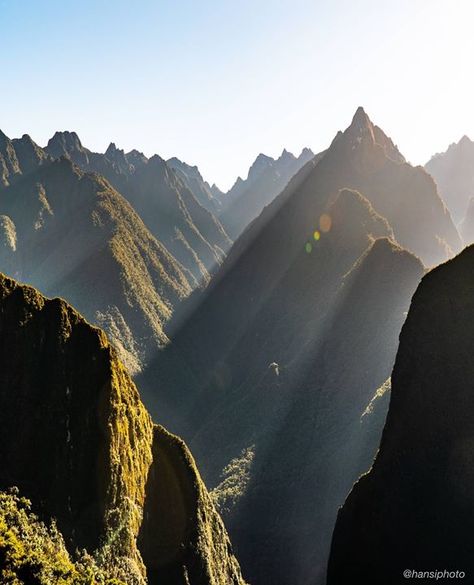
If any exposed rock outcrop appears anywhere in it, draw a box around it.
[0,273,245,584]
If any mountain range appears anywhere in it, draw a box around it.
[139,107,450,584]
[44,131,231,284]
[0,133,196,373]
[219,147,316,239]
[2,106,474,585]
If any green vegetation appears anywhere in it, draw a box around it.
[211,446,255,514]
[0,488,123,585]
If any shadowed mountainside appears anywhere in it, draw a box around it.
[141,127,426,583]
[45,132,231,284]
[0,153,193,373]
[328,244,474,584]
[426,135,474,225]
[140,108,459,584]
[0,272,245,585]
[219,147,315,239]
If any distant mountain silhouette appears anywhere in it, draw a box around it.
[328,244,474,584]
[141,108,433,584]
[219,147,316,239]
[0,272,245,584]
[45,132,231,284]
[426,135,474,225]
[0,136,194,373]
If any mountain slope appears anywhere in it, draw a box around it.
[0,272,245,585]
[0,156,193,373]
[140,107,453,583]
[167,156,222,213]
[328,244,474,585]
[460,196,474,243]
[142,158,424,585]
[426,135,474,224]
[220,147,315,239]
[45,132,231,283]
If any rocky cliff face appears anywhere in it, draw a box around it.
[0,272,245,585]
[328,245,474,584]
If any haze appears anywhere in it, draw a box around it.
[1,0,473,190]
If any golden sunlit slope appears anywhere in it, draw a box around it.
[46,132,231,284]
[0,155,193,373]
[0,272,245,585]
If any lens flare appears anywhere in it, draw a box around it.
[319,214,332,233]
[305,242,312,254]
[313,230,320,241]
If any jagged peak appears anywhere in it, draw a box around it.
[127,148,145,157]
[0,129,11,142]
[351,106,372,129]
[146,154,168,173]
[278,148,296,162]
[248,153,274,179]
[47,130,84,152]
[105,142,126,158]
[18,133,34,143]
[300,147,314,158]
[459,134,473,147]
[168,156,201,176]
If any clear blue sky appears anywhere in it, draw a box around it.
[1,0,473,190]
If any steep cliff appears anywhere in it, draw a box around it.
[0,273,245,585]
[328,245,474,584]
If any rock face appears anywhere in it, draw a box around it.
[328,244,474,585]
[220,147,316,239]
[426,135,474,224]
[0,272,245,585]
[45,132,231,284]
[142,169,424,584]
[0,156,193,373]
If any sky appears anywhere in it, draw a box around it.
[1,0,474,190]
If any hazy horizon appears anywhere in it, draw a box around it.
[2,0,474,190]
